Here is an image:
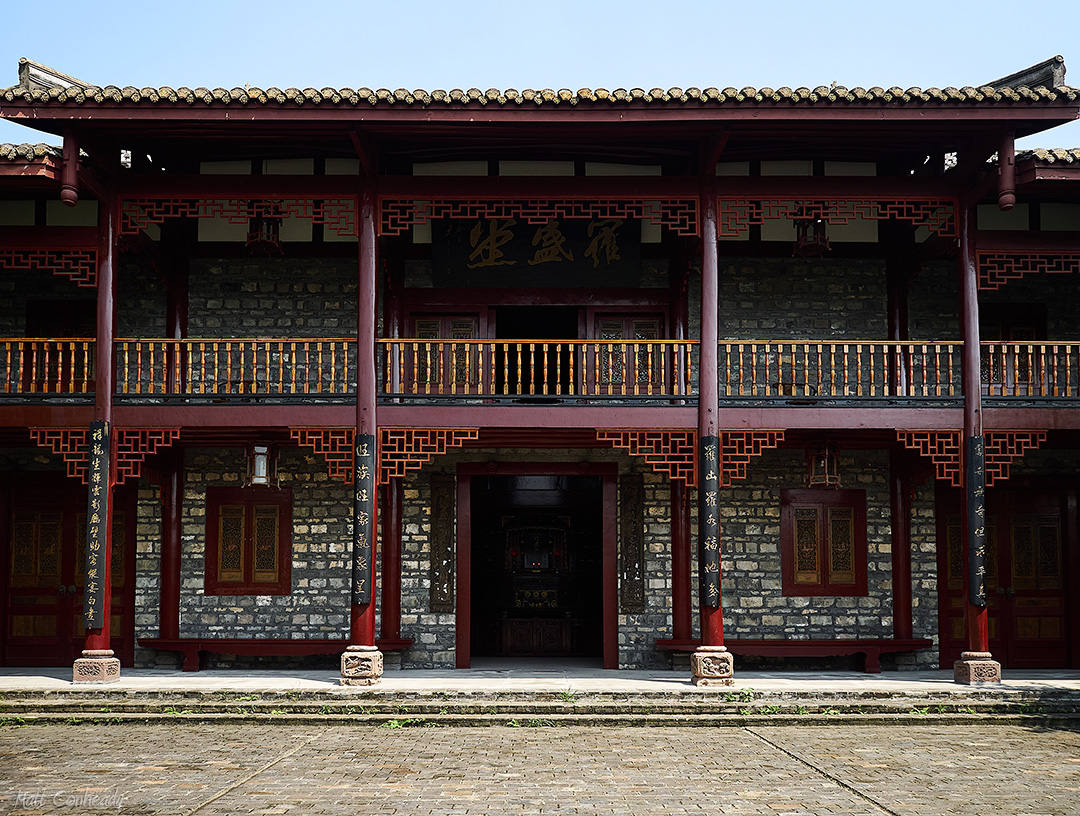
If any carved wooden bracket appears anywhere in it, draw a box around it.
[291,427,355,482]
[596,429,697,487]
[984,430,1047,486]
[977,250,1080,290]
[717,198,956,239]
[120,198,356,237]
[378,428,479,484]
[115,428,180,484]
[1,248,97,288]
[897,430,963,486]
[29,427,90,483]
[29,426,179,484]
[719,430,785,486]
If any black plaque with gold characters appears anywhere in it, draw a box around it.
[84,420,110,629]
[966,435,987,607]
[699,435,721,606]
[352,434,376,606]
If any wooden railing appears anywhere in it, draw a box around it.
[114,339,355,397]
[3,338,1079,403]
[378,339,697,399]
[0,339,95,395]
[718,341,962,399]
[982,342,1080,398]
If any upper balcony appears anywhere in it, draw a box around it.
[4,337,1079,408]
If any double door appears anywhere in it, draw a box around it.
[2,477,133,666]
[940,488,1072,667]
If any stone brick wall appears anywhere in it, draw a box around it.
[718,448,939,669]
[134,446,355,668]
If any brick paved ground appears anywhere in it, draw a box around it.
[1,724,1078,815]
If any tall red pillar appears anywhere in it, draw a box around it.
[379,477,405,646]
[954,196,1000,684]
[691,176,733,686]
[342,178,383,685]
[74,186,120,683]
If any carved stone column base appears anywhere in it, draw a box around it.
[691,645,734,686]
[73,650,121,684]
[340,645,383,686]
[953,651,1002,684]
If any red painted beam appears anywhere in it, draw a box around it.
[0,227,98,246]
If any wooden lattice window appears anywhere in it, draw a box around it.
[204,486,292,595]
[781,489,867,596]
[412,316,478,389]
[597,316,661,386]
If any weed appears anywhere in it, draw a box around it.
[525,718,554,727]
[725,687,756,703]
[237,694,259,701]
[507,718,520,727]
[382,717,426,728]
[0,716,27,727]
[318,705,333,715]
[819,706,841,716]
[759,705,782,715]
[557,691,578,702]
[909,706,929,715]
[100,707,112,713]
[269,709,286,716]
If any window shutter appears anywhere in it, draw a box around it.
[793,507,820,585]
[827,506,855,585]
[218,505,246,582]
[252,505,280,583]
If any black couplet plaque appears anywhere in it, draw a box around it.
[352,434,377,605]
[699,435,721,606]
[966,435,987,607]
[84,420,110,628]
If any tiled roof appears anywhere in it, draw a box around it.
[4,83,1078,108]
[0,142,59,161]
[1018,148,1080,164]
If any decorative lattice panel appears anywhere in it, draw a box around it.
[120,198,356,237]
[596,429,697,487]
[977,251,1080,290]
[291,427,355,482]
[719,430,785,486]
[0,248,98,288]
[29,427,90,482]
[379,198,700,236]
[115,428,181,484]
[717,198,956,238]
[984,430,1047,486]
[378,428,479,484]
[897,430,963,486]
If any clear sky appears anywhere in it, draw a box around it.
[1,0,1077,148]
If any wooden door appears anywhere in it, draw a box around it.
[5,509,75,664]
[939,488,1070,668]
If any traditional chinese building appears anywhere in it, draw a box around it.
[1,56,1078,685]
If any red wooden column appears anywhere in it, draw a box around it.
[954,196,1000,684]
[341,180,383,685]
[378,477,405,646]
[889,449,913,640]
[73,187,120,683]
[691,177,733,686]
[670,479,692,642]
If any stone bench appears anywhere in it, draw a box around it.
[139,637,413,672]
[656,637,934,673]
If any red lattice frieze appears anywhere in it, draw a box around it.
[115,428,181,484]
[1,248,98,288]
[897,430,963,486]
[977,251,1080,290]
[120,198,357,237]
[984,430,1047,486]
[379,198,700,236]
[596,429,698,487]
[719,430,785,486]
[717,198,957,239]
[378,428,480,484]
[29,427,90,482]
[291,427,355,482]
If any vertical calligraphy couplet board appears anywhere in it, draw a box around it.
[352,434,376,606]
[699,435,721,606]
[966,435,987,608]
[84,420,110,629]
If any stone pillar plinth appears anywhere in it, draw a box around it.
[691,645,734,687]
[73,650,121,684]
[953,651,1001,684]
[340,645,383,686]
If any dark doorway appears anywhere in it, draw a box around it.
[470,475,603,658]
[494,306,578,398]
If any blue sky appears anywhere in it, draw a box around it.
[1,0,1077,147]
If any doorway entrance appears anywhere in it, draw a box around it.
[1,473,135,666]
[470,474,602,659]
[938,486,1075,668]
[494,306,579,398]
[456,462,618,668]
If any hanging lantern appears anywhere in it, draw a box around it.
[793,214,830,257]
[808,442,841,487]
[246,205,284,256]
[246,443,277,487]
